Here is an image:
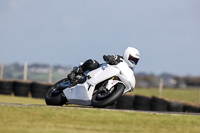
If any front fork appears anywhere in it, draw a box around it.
[96,77,124,99]
[52,80,71,96]
[106,77,123,91]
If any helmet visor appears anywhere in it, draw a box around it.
[128,54,139,65]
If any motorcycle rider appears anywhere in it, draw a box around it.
[67,47,140,83]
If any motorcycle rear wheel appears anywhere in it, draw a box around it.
[45,78,68,106]
[92,83,125,108]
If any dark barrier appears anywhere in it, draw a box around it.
[0,80,200,113]
[150,96,169,111]
[116,95,135,109]
[133,95,151,111]
[31,82,52,99]
[183,104,200,113]
[13,81,32,97]
[167,102,184,112]
[0,80,14,95]
[115,95,200,113]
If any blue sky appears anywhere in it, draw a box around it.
[0,0,200,76]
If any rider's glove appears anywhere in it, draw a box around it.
[73,66,84,74]
[103,55,119,65]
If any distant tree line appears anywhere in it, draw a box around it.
[174,76,200,88]
[1,63,200,88]
[135,73,200,88]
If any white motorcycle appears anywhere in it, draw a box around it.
[45,60,136,108]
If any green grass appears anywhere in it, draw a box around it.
[0,94,200,133]
[0,104,200,133]
[0,94,45,105]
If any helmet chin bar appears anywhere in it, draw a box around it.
[129,60,136,65]
[124,59,135,70]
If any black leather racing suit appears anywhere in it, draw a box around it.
[67,55,123,82]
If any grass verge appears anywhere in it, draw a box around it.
[0,104,200,133]
[0,94,45,105]
[0,94,200,133]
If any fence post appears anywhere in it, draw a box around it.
[0,62,4,79]
[159,78,163,97]
[199,89,200,103]
[48,67,52,83]
[23,62,28,81]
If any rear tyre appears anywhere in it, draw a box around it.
[45,78,68,106]
[92,83,125,108]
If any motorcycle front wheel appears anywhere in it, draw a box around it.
[45,78,68,106]
[91,83,125,108]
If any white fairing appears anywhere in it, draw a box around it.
[64,83,93,105]
[114,61,136,91]
[63,60,136,105]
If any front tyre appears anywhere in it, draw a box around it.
[92,83,125,108]
[45,78,68,106]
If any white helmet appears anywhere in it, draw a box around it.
[123,47,140,68]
